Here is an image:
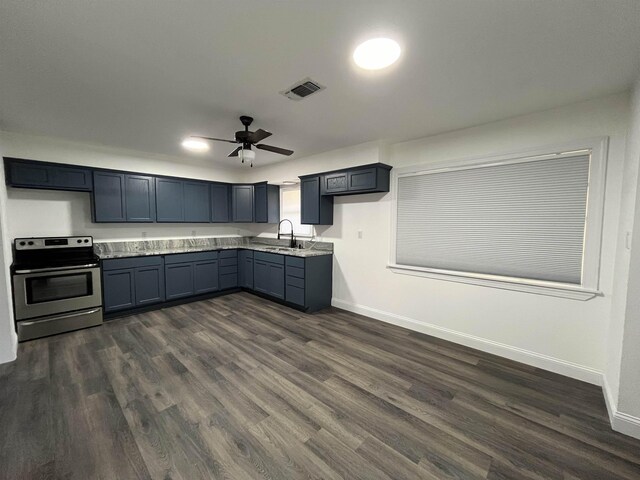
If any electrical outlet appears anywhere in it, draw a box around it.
[191,230,197,237]
[141,231,147,238]
[358,230,363,239]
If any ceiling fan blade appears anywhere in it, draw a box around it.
[247,129,272,144]
[228,146,242,157]
[255,144,294,156]
[192,136,237,144]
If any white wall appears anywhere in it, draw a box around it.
[248,93,631,384]
[604,74,640,435]
[0,145,18,364]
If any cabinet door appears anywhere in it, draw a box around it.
[7,161,52,187]
[125,174,156,222]
[156,178,185,222]
[267,263,285,300]
[321,172,348,194]
[254,183,267,223]
[239,253,254,289]
[301,176,333,225]
[52,166,93,191]
[347,168,377,191]
[194,260,219,294]
[253,260,269,294]
[301,177,320,224]
[184,181,210,223]
[165,263,194,300]
[211,183,231,222]
[103,268,135,312]
[232,185,254,222]
[93,171,126,222]
[134,265,164,306]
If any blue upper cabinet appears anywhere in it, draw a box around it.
[125,174,155,222]
[319,163,392,196]
[254,182,280,223]
[156,177,185,222]
[93,171,127,222]
[232,185,254,222]
[94,171,155,223]
[300,175,333,225]
[5,158,92,191]
[210,183,231,223]
[184,181,211,223]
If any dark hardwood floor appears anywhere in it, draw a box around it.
[1,292,640,479]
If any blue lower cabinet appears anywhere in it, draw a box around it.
[268,263,285,300]
[103,269,136,312]
[102,256,165,311]
[134,265,165,305]
[219,250,238,289]
[194,259,219,294]
[253,253,285,300]
[102,250,332,314]
[238,250,253,289]
[165,262,194,300]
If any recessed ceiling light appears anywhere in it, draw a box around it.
[181,137,210,152]
[353,38,401,70]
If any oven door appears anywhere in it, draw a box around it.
[12,267,102,320]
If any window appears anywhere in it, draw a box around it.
[280,186,313,237]
[390,139,608,299]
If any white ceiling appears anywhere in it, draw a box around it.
[1,0,640,168]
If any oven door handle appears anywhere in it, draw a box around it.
[14,263,99,274]
[18,308,102,326]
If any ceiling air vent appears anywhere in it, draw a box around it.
[280,77,325,101]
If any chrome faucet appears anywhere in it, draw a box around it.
[277,219,296,248]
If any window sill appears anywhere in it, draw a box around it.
[387,264,600,300]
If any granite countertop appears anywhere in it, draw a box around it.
[96,243,333,260]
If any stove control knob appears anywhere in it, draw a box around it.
[27,241,34,246]
[19,241,25,246]
[77,239,82,243]
[84,239,89,243]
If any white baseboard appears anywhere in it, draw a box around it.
[603,377,640,440]
[331,298,603,386]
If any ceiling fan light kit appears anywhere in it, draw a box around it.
[189,115,293,167]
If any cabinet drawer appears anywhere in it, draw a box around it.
[286,275,304,289]
[219,265,238,276]
[286,265,304,279]
[102,255,163,271]
[164,251,218,264]
[219,250,238,259]
[286,285,305,306]
[219,257,238,267]
[285,256,305,269]
[254,251,284,265]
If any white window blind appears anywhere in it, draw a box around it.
[395,154,590,285]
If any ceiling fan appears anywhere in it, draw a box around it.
[192,116,293,167]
